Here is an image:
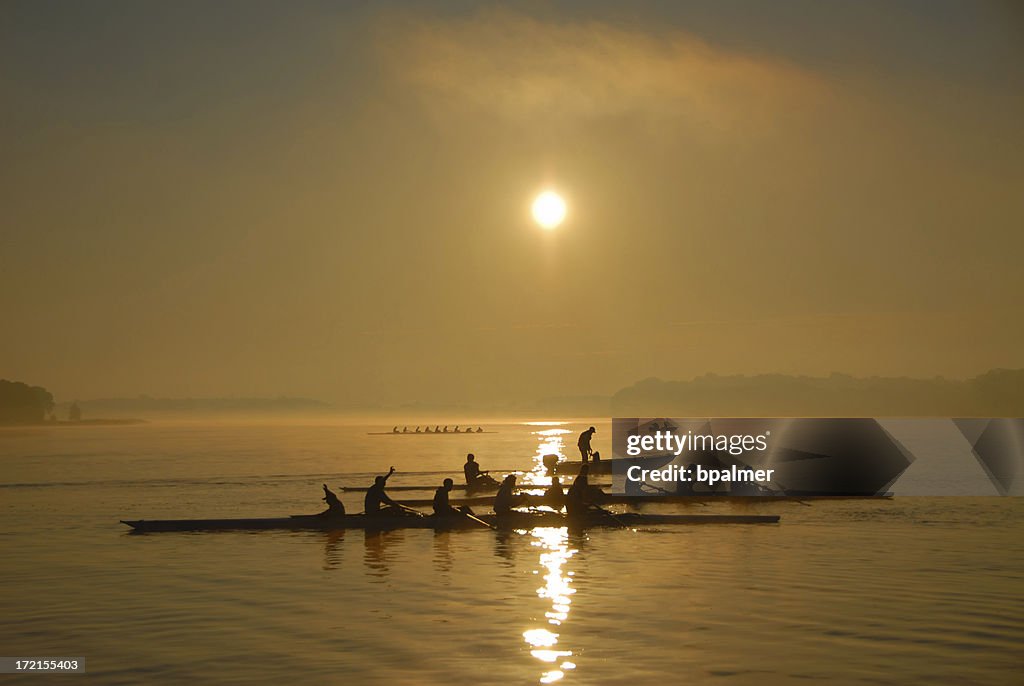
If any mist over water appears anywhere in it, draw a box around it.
[3,4,1022,684]
[2,420,1021,685]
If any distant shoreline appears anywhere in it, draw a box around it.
[0,418,146,428]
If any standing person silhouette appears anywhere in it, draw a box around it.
[577,426,597,463]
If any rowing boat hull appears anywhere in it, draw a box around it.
[366,431,498,435]
[399,493,894,508]
[340,482,503,493]
[550,456,683,475]
[121,511,780,533]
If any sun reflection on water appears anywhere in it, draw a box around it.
[520,423,571,488]
[523,526,577,683]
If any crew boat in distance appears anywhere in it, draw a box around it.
[367,425,497,435]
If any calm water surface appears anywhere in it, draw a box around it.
[1,421,1021,685]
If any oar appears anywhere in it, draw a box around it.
[710,456,814,506]
[458,509,496,530]
[395,501,493,529]
[393,502,428,518]
[761,478,812,507]
[640,482,709,506]
[587,503,629,528]
[782,494,812,507]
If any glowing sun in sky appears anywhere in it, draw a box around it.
[532,191,567,230]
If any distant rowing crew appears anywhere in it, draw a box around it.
[391,425,485,433]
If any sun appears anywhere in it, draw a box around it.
[532,191,567,230]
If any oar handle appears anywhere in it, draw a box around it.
[590,504,628,527]
[395,502,426,518]
[461,510,496,530]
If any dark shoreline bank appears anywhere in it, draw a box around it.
[0,418,146,428]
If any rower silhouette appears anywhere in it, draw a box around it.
[364,467,405,515]
[566,464,591,517]
[433,478,476,517]
[320,484,346,517]
[464,453,482,484]
[463,454,498,488]
[544,476,565,510]
[493,474,521,516]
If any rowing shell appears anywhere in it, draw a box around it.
[397,493,894,508]
[549,458,669,476]
[339,481,608,493]
[366,431,498,435]
[341,483,499,492]
[121,511,780,533]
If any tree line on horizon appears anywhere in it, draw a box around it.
[77,396,332,413]
[3,369,1022,421]
[0,380,55,424]
[609,369,1024,416]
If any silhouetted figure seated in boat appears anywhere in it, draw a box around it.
[392,426,399,433]
[464,453,481,483]
[415,426,421,433]
[453,426,460,433]
[476,427,483,433]
[364,467,414,516]
[320,484,346,517]
[566,464,593,518]
[443,425,449,433]
[493,474,524,517]
[433,478,475,517]
[463,454,499,488]
[434,425,441,433]
[402,426,409,433]
[544,476,565,509]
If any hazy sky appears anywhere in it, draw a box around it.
[2,1,1022,405]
